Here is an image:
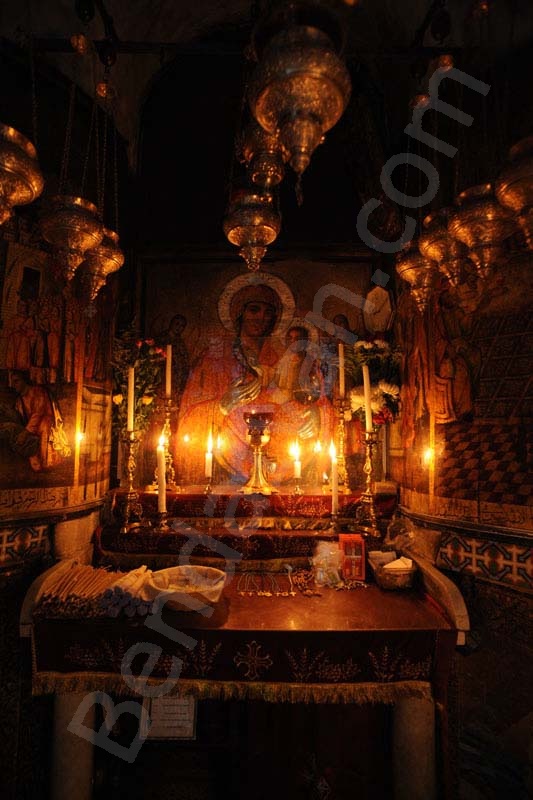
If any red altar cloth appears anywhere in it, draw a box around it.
[32,581,455,706]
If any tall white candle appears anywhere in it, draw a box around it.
[329,440,339,515]
[205,430,213,479]
[338,342,345,399]
[165,344,172,398]
[362,363,373,433]
[127,367,135,432]
[157,436,166,513]
[290,441,301,479]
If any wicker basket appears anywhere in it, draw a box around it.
[369,560,417,590]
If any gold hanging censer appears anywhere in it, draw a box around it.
[81,227,124,299]
[495,136,533,250]
[0,123,44,225]
[40,194,103,282]
[419,208,469,288]
[448,183,515,279]
[396,241,439,312]
[240,120,286,189]
[248,24,351,183]
[223,188,281,271]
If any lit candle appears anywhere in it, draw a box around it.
[165,344,172,398]
[290,441,301,479]
[127,367,135,433]
[362,363,373,433]
[205,430,213,479]
[157,435,166,513]
[338,342,345,399]
[329,440,339,515]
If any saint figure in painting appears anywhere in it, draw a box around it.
[176,275,332,485]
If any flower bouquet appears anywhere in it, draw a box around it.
[346,339,401,427]
[111,328,167,435]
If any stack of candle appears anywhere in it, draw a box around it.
[205,430,213,479]
[329,440,339,515]
[157,434,166,512]
[289,441,301,479]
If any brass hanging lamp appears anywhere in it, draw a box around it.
[396,242,439,312]
[240,120,287,189]
[248,23,351,181]
[0,124,44,225]
[40,82,103,282]
[448,183,515,279]
[223,187,281,272]
[80,94,124,299]
[418,208,469,288]
[495,136,533,250]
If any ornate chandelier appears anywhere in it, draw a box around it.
[418,208,468,288]
[496,136,533,250]
[248,24,351,181]
[448,183,516,279]
[0,124,44,225]
[223,188,281,271]
[81,227,124,299]
[41,194,103,282]
[240,120,286,190]
[396,242,439,312]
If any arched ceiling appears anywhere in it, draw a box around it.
[1,1,532,248]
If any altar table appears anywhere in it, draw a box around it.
[25,562,457,800]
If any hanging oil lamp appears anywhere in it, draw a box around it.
[495,137,533,250]
[396,241,439,312]
[418,208,468,287]
[240,121,286,189]
[248,24,351,180]
[0,124,44,225]
[40,195,103,282]
[81,227,124,299]
[223,188,281,271]
[448,183,516,279]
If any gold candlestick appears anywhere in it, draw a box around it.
[149,398,180,493]
[241,411,278,495]
[335,397,351,494]
[356,430,381,540]
[120,432,143,533]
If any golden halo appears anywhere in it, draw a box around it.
[218,272,295,336]
[284,316,320,344]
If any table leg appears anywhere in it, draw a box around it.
[392,696,436,800]
[51,693,95,800]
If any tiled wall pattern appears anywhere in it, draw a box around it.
[472,310,533,420]
[438,528,533,592]
[0,524,51,577]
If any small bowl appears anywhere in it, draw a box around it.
[370,562,417,590]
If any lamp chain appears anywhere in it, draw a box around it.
[113,121,119,233]
[81,99,97,197]
[29,34,38,148]
[59,81,76,195]
[98,103,109,220]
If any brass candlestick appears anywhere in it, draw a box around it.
[356,430,380,540]
[120,432,143,533]
[241,411,278,495]
[335,397,352,493]
[149,398,180,493]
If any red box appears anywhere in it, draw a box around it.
[339,534,366,581]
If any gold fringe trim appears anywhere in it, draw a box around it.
[32,672,432,704]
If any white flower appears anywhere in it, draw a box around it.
[373,339,389,351]
[378,380,400,398]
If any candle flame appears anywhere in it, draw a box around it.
[76,431,85,444]
[289,441,300,460]
[329,440,337,459]
[313,440,322,453]
[423,447,435,465]
[158,434,166,448]
[207,430,213,453]
[183,434,190,443]
[216,434,222,450]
